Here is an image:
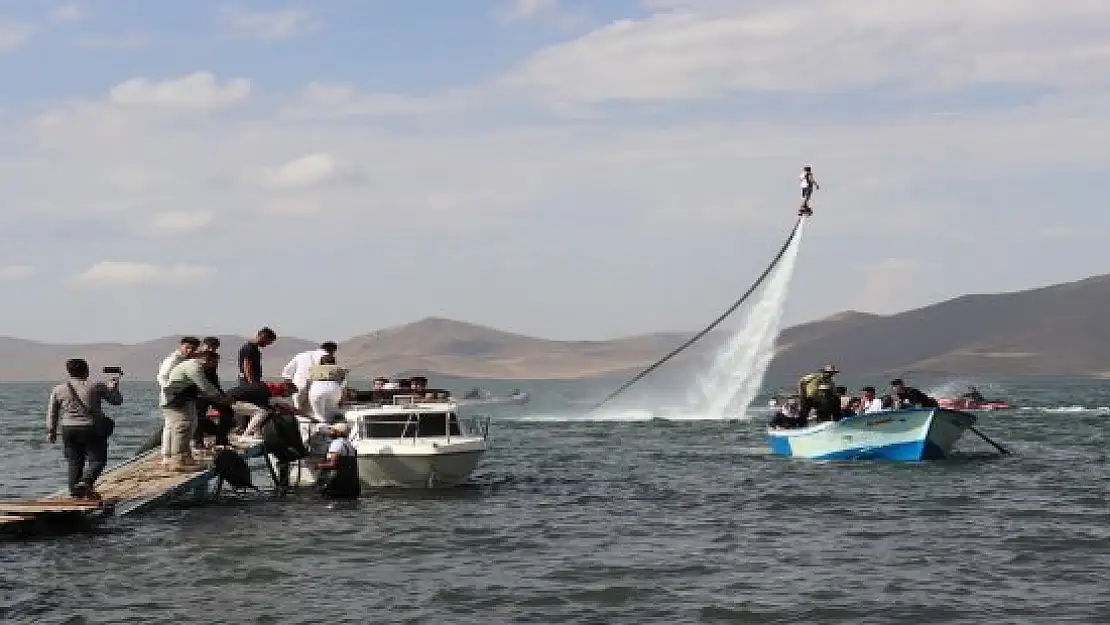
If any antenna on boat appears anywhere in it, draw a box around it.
[588,213,809,413]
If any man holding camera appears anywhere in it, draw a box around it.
[46,358,123,500]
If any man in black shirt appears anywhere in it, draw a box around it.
[890,378,938,408]
[238,327,277,385]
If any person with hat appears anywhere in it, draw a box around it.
[314,421,359,500]
[890,378,937,409]
[797,364,839,421]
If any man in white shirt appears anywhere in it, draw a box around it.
[859,386,886,414]
[156,336,200,463]
[281,341,338,412]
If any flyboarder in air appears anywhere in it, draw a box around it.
[799,165,818,216]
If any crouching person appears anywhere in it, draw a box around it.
[314,422,359,500]
[47,358,123,500]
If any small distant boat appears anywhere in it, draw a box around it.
[936,386,1012,411]
[766,408,977,461]
[457,388,530,406]
[936,397,1012,411]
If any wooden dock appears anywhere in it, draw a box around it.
[55,436,267,517]
[0,498,113,537]
[2,436,269,539]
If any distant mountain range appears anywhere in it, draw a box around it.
[3,272,1110,382]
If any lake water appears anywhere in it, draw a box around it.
[1,377,1108,624]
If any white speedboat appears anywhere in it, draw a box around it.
[292,386,490,489]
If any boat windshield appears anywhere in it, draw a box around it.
[360,412,463,439]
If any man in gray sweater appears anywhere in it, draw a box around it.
[47,358,123,499]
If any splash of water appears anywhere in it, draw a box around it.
[694,219,807,418]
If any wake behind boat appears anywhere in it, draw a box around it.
[767,407,977,461]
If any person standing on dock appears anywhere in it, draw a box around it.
[162,351,233,471]
[47,358,123,499]
[156,337,201,465]
[237,327,277,386]
[193,337,235,449]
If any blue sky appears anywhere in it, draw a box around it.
[2,0,1110,344]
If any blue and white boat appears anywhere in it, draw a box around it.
[766,408,977,461]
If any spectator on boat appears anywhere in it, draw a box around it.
[193,338,234,449]
[841,396,862,418]
[47,358,123,499]
[237,327,277,386]
[797,364,839,419]
[890,379,938,408]
[835,385,851,410]
[811,381,843,422]
[281,341,338,414]
[411,376,428,394]
[162,351,233,472]
[315,421,360,500]
[859,386,886,413]
[306,354,348,424]
[961,386,986,403]
[769,395,805,429]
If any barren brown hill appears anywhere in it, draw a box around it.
[2,272,1110,381]
[766,273,1110,378]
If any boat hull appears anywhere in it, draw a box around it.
[288,438,488,489]
[766,408,976,461]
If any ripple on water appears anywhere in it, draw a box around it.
[3,382,1110,623]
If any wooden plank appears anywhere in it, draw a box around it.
[0,501,105,514]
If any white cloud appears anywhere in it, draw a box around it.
[0,265,35,281]
[133,211,215,237]
[256,153,343,189]
[496,0,1110,107]
[49,2,86,23]
[109,72,250,110]
[72,262,216,287]
[217,5,320,40]
[493,0,587,28]
[0,18,33,52]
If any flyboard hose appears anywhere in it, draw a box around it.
[588,215,807,413]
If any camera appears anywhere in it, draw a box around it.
[103,366,124,375]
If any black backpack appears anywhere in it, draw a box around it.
[213,448,255,489]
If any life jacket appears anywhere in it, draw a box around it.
[799,372,827,397]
